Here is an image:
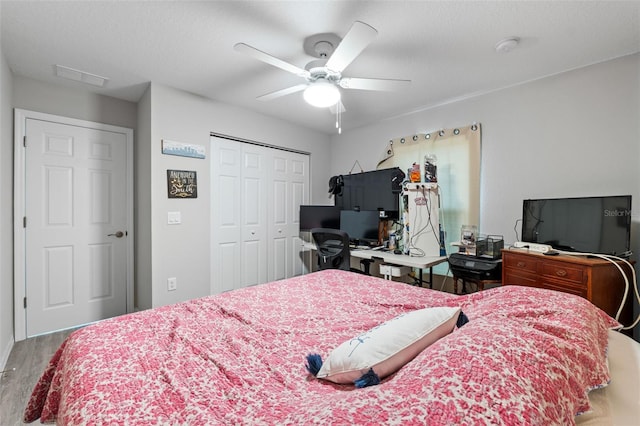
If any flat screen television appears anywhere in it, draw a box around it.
[299,205,341,232]
[340,210,381,245]
[521,195,632,256]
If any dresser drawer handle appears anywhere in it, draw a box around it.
[516,261,526,268]
[555,269,567,277]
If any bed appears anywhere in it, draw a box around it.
[24,269,640,425]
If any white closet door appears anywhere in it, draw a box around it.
[240,144,268,286]
[268,150,309,281]
[211,136,309,294]
[210,138,243,293]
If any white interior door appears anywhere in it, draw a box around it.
[211,136,309,293]
[16,112,132,338]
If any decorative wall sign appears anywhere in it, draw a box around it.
[162,139,206,159]
[167,170,198,198]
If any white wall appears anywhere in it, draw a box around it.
[331,53,640,340]
[0,46,15,368]
[144,83,331,308]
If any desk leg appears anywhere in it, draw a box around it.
[415,267,434,288]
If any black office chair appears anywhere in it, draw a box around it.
[310,228,370,274]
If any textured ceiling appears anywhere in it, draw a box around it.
[2,1,639,134]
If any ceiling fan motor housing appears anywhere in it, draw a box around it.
[305,61,341,83]
[314,40,334,57]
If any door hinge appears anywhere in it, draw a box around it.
[23,217,27,228]
[23,136,26,147]
[23,297,27,308]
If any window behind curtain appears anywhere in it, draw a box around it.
[377,124,481,274]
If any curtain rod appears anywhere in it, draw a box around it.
[210,132,310,156]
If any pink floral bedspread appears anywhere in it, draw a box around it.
[25,270,618,425]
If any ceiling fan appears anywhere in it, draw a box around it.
[234,21,411,120]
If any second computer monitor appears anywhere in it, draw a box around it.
[340,210,380,245]
[299,205,341,232]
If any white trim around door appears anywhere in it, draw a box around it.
[13,109,134,341]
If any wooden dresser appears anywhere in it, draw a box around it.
[501,248,633,329]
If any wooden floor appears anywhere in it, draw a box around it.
[0,329,74,425]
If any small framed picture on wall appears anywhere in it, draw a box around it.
[167,169,198,199]
[162,139,206,159]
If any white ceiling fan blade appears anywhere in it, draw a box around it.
[329,101,346,114]
[339,77,411,91]
[234,43,310,78]
[325,21,378,73]
[256,84,308,101]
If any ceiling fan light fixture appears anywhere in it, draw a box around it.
[303,80,341,108]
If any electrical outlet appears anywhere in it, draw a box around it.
[167,277,177,291]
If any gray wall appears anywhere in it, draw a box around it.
[2,51,638,360]
[135,86,153,310]
[0,40,14,368]
[12,75,138,130]
[3,76,138,353]
[330,53,640,253]
[331,53,640,339]
[143,83,331,308]
[0,72,332,356]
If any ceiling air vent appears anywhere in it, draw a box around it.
[54,64,108,87]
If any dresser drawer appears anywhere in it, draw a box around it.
[539,277,587,297]
[503,270,538,287]
[540,262,584,285]
[503,254,538,274]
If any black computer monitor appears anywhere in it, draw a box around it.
[340,210,380,245]
[334,168,402,219]
[299,205,341,232]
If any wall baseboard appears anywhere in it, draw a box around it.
[0,337,13,372]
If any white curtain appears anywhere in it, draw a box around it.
[377,124,481,263]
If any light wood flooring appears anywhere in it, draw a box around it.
[0,329,74,425]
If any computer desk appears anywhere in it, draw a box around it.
[301,241,447,288]
[352,248,447,287]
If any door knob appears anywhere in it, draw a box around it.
[108,231,124,238]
